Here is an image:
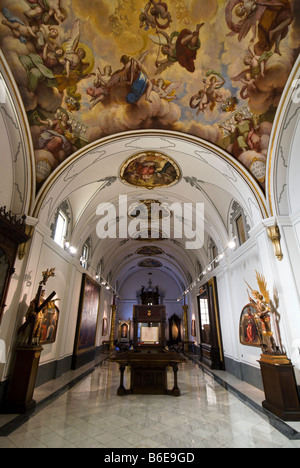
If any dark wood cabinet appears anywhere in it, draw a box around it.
[168,314,181,346]
[197,277,224,370]
[0,207,30,324]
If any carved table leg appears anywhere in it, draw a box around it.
[171,364,181,397]
[117,365,127,396]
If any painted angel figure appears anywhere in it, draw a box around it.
[55,20,95,104]
[150,23,204,74]
[232,45,273,99]
[140,0,172,31]
[62,20,88,80]
[2,8,39,44]
[107,51,153,104]
[152,78,182,101]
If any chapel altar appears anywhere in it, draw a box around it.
[111,302,186,396]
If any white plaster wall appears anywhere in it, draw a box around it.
[218,240,262,369]
[188,224,300,385]
[288,114,300,215]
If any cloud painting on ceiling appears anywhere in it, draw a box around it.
[0,0,299,190]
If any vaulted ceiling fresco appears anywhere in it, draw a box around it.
[0,0,299,191]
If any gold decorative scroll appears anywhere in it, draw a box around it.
[267,225,283,262]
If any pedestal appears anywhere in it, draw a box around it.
[259,355,300,421]
[6,346,43,414]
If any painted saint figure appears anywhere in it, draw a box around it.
[225,0,293,55]
[107,51,153,104]
[38,110,74,162]
[220,112,261,158]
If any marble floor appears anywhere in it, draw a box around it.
[1,360,300,449]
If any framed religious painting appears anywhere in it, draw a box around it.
[239,304,262,348]
[119,151,181,190]
[73,274,101,365]
[40,300,60,345]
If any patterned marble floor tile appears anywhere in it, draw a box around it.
[1,361,300,448]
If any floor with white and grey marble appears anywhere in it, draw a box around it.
[1,360,300,448]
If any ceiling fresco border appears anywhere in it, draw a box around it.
[266,56,300,217]
[0,0,298,206]
[32,130,269,223]
[0,52,36,215]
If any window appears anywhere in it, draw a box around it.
[199,294,211,345]
[230,201,250,248]
[80,244,89,269]
[51,200,72,249]
[53,210,67,248]
[236,214,247,246]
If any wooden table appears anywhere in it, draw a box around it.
[111,348,186,397]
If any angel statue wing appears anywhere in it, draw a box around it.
[256,271,270,304]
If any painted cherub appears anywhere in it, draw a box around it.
[152,77,181,101]
[239,72,257,99]
[86,65,113,109]
[190,72,225,115]
[236,0,258,18]
[24,0,65,24]
[2,8,39,44]
[140,0,172,31]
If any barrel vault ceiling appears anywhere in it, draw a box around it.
[0,0,299,292]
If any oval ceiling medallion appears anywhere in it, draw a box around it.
[119,151,181,190]
[136,246,164,256]
[138,259,163,268]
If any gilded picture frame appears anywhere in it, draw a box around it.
[40,303,60,345]
[239,304,262,348]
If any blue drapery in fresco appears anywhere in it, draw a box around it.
[126,72,148,104]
